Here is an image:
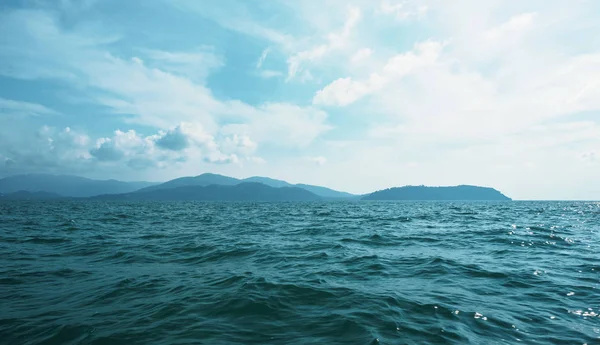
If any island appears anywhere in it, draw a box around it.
[362,185,511,201]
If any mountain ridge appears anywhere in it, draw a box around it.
[362,185,511,201]
[0,174,158,197]
[92,182,321,202]
[135,173,354,199]
[0,173,512,201]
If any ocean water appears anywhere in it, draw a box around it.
[0,201,599,345]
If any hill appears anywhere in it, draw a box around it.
[93,182,321,201]
[0,174,158,198]
[362,185,511,201]
[134,173,239,193]
[0,190,64,200]
[137,173,355,199]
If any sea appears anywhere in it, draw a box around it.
[0,201,598,344]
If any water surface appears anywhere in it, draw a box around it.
[1,201,599,344]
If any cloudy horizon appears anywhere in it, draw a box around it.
[1,0,599,200]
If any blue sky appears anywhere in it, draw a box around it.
[1,0,599,199]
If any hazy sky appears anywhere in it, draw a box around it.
[1,0,599,199]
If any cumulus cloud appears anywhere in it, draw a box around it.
[221,134,258,156]
[0,121,262,176]
[90,138,124,161]
[88,123,247,168]
[154,127,191,151]
[0,126,92,175]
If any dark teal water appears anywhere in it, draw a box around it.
[0,201,599,344]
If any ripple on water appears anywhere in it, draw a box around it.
[1,200,599,344]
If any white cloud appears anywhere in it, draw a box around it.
[256,48,270,68]
[141,47,224,81]
[313,77,373,107]
[314,40,442,106]
[246,156,266,164]
[0,121,262,176]
[221,103,332,148]
[308,156,327,166]
[0,97,57,117]
[257,70,284,79]
[2,1,600,199]
[482,13,537,41]
[153,123,217,152]
[286,6,361,80]
[350,48,372,64]
[170,0,295,49]
[90,137,125,161]
[0,126,92,174]
[378,0,428,20]
[221,134,257,156]
[0,8,332,151]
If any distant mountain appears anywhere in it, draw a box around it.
[295,184,357,199]
[134,173,239,193]
[242,176,292,188]
[362,185,511,201]
[0,190,64,200]
[0,174,158,197]
[138,173,355,199]
[93,182,321,201]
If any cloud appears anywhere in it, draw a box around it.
[308,156,327,166]
[256,48,270,68]
[0,121,263,177]
[154,126,191,151]
[204,153,238,165]
[221,103,332,148]
[378,0,428,20]
[0,97,57,117]
[482,13,537,41]
[4,158,15,167]
[2,1,600,199]
[141,47,224,81]
[246,156,266,164]
[0,8,332,151]
[313,77,373,107]
[89,123,243,167]
[221,134,257,156]
[90,138,125,161]
[350,48,372,64]
[170,0,294,49]
[314,40,442,106]
[0,126,92,174]
[286,6,361,80]
[257,70,284,79]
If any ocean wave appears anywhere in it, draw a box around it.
[1,200,598,344]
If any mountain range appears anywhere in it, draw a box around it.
[134,173,356,199]
[0,174,158,197]
[92,183,321,202]
[0,173,512,201]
